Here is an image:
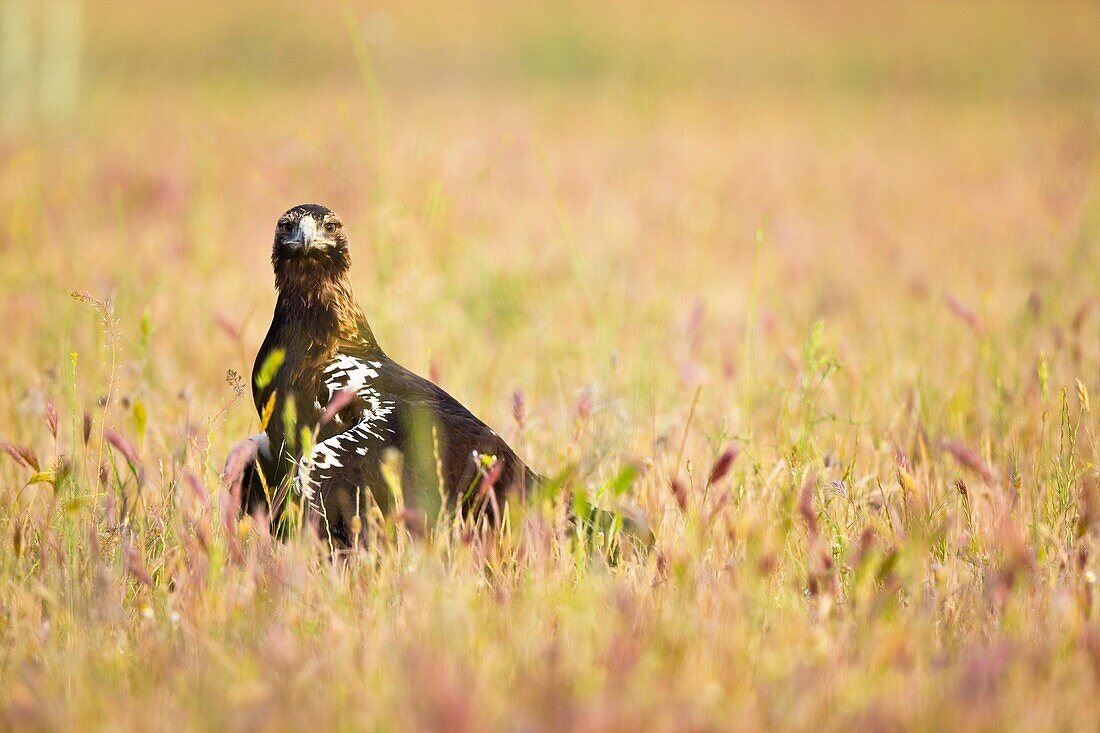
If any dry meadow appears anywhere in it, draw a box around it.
[3,2,1100,730]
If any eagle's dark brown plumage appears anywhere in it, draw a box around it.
[239,203,539,546]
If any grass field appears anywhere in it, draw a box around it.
[3,1,1100,730]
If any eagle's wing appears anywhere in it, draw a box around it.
[296,335,528,509]
[373,357,530,497]
[379,360,507,446]
[295,348,397,509]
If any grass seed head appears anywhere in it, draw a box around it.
[705,444,740,488]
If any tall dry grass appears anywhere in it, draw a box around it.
[2,1,1100,730]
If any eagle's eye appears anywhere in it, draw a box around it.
[324,221,339,234]
[278,221,294,234]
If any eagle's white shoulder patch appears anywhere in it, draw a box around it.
[295,353,396,507]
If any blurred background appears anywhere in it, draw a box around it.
[5,6,1100,729]
[1,0,1099,467]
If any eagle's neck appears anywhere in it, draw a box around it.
[274,274,381,356]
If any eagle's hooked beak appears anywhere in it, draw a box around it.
[294,215,319,250]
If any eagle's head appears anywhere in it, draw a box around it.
[271,204,351,285]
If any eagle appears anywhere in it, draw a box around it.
[234,203,540,546]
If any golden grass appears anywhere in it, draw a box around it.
[3,1,1100,730]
